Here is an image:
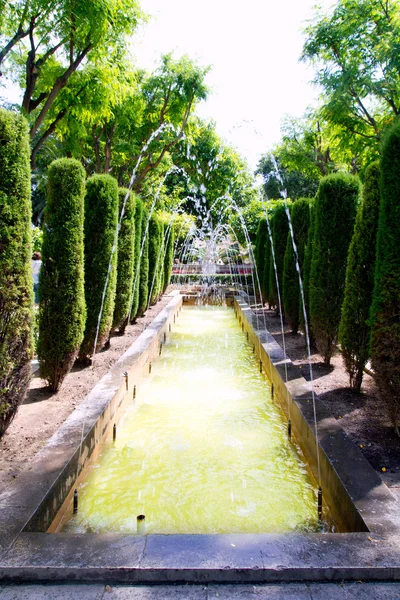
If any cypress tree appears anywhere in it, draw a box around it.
[300,201,316,341]
[163,224,175,293]
[130,197,143,322]
[148,214,162,305]
[156,220,165,301]
[38,159,86,391]
[137,207,149,318]
[310,174,360,365]
[112,188,136,334]
[0,109,33,436]
[255,218,268,302]
[268,203,289,310]
[262,225,271,305]
[282,198,312,334]
[370,124,400,435]
[79,175,119,361]
[339,163,381,392]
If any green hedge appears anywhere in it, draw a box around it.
[339,163,381,391]
[300,201,315,341]
[113,188,136,334]
[0,109,33,436]
[310,174,360,364]
[137,207,149,318]
[148,213,163,306]
[38,159,86,391]
[268,204,289,310]
[79,175,119,361]
[130,197,143,322]
[163,224,175,292]
[255,218,269,301]
[282,198,312,334]
[370,123,400,434]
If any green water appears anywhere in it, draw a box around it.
[60,305,319,534]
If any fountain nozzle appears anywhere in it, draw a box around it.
[137,514,146,535]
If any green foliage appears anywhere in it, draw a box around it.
[254,218,269,301]
[268,203,290,309]
[148,214,163,305]
[31,225,43,253]
[38,158,86,391]
[256,154,319,200]
[300,201,316,340]
[0,109,33,436]
[310,173,360,364]
[339,162,381,391]
[370,123,400,434]
[163,224,175,292]
[283,198,312,334]
[79,174,119,360]
[113,188,136,334]
[230,198,266,246]
[302,0,400,154]
[130,196,143,322]
[137,207,149,318]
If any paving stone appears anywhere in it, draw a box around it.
[309,582,400,599]
[0,584,104,599]
[103,584,207,599]
[208,583,311,598]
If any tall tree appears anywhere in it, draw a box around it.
[309,173,360,364]
[0,109,33,436]
[302,0,400,151]
[339,162,381,391]
[370,123,400,435]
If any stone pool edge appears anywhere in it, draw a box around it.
[0,294,400,584]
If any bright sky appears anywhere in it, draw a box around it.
[132,0,334,171]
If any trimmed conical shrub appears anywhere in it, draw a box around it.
[268,203,289,310]
[370,124,400,435]
[310,174,360,365]
[300,201,316,342]
[163,223,175,293]
[0,109,33,436]
[262,224,272,305]
[79,175,119,361]
[148,214,163,305]
[130,197,143,323]
[38,159,86,391]
[339,163,381,392]
[137,207,149,318]
[283,198,312,334]
[255,218,269,302]
[113,188,136,335]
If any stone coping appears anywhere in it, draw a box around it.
[0,295,399,584]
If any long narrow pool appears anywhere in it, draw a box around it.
[60,305,320,534]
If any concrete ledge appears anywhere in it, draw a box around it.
[233,297,399,536]
[1,296,400,584]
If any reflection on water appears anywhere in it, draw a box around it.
[60,306,320,534]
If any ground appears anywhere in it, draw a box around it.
[0,299,399,502]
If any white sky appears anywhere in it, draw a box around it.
[132,0,334,171]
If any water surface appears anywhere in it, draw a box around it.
[61,305,319,534]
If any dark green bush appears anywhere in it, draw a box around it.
[113,188,136,334]
[0,109,33,436]
[283,198,312,334]
[79,175,119,361]
[163,224,175,292]
[255,218,269,301]
[339,163,381,392]
[370,124,400,435]
[310,174,360,364]
[268,204,289,310]
[262,225,271,305]
[130,197,143,322]
[38,159,86,391]
[300,201,315,342]
[137,207,149,318]
[148,214,163,306]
